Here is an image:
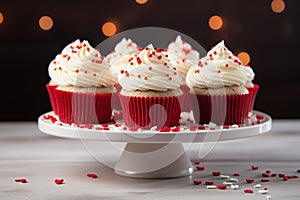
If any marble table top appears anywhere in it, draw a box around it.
[1,120,300,200]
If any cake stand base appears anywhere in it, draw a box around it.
[114,143,193,178]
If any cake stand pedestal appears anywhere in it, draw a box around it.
[38,111,271,178]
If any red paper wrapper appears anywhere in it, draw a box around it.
[119,93,182,129]
[191,93,252,125]
[112,83,122,111]
[246,84,259,113]
[55,89,112,124]
[46,84,59,114]
[178,84,193,112]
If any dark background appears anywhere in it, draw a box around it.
[0,0,299,121]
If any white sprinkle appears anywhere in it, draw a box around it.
[207,185,217,189]
[254,184,262,188]
[259,189,269,194]
[223,182,232,186]
[231,124,239,128]
[220,175,230,179]
[229,178,239,182]
[150,126,157,131]
[231,184,239,190]
[208,122,217,127]
[266,195,272,200]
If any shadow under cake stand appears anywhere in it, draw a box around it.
[38,110,271,179]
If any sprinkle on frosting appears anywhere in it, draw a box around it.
[106,38,140,77]
[118,44,182,91]
[186,40,255,89]
[167,35,200,78]
[49,39,116,87]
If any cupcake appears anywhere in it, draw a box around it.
[118,45,183,129]
[186,40,257,125]
[48,39,116,124]
[167,35,200,112]
[106,38,140,111]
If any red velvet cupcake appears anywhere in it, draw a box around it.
[48,39,117,124]
[186,40,258,125]
[118,45,183,129]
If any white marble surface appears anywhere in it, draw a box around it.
[1,120,300,200]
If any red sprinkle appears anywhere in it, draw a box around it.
[283,176,288,181]
[122,127,128,131]
[15,178,27,183]
[244,189,253,194]
[120,70,124,74]
[196,166,206,171]
[261,178,270,182]
[292,175,299,178]
[233,173,240,176]
[217,185,226,190]
[160,126,171,132]
[129,127,138,131]
[266,170,271,174]
[212,171,221,176]
[189,126,197,131]
[115,123,121,127]
[271,173,277,177]
[194,161,200,165]
[256,115,264,120]
[101,124,109,127]
[54,179,64,185]
[198,125,206,130]
[205,181,214,185]
[246,178,254,183]
[262,173,270,177]
[264,187,268,190]
[223,125,230,129]
[278,173,285,177]
[252,165,259,170]
[157,55,162,60]
[193,180,202,185]
[87,173,98,178]
[297,169,300,173]
[84,123,94,129]
[171,126,180,132]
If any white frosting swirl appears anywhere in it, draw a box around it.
[167,36,200,78]
[118,45,182,91]
[186,40,254,89]
[49,39,116,87]
[106,38,139,76]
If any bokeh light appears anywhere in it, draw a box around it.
[237,52,251,66]
[0,12,4,24]
[39,16,53,31]
[135,0,148,4]
[102,22,117,37]
[271,0,285,13]
[208,15,223,30]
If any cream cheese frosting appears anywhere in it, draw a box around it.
[186,40,254,89]
[106,38,140,76]
[118,45,182,92]
[167,35,200,78]
[49,39,116,88]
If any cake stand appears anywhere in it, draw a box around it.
[38,111,271,178]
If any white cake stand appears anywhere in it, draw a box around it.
[38,111,271,178]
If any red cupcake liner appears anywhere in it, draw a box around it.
[247,84,259,113]
[112,83,122,111]
[119,93,182,129]
[55,89,112,124]
[46,84,59,114]
[191,93,252,125]
[178,84,193,112]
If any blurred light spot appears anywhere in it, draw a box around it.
[39,16,53,31]
[0,12,4,24]
[135,0,148,4]
[102,22,117,37]
[271,0,285,13]
[237,52,251,66]
[209,15,223,30]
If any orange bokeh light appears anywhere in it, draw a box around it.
[271,0,285,13]
[0,12,4,24]
[102,22,117,37]
[237,52,251,66]
[135,0,148,4]
[39,16,53,31]
[208,15,223,30]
